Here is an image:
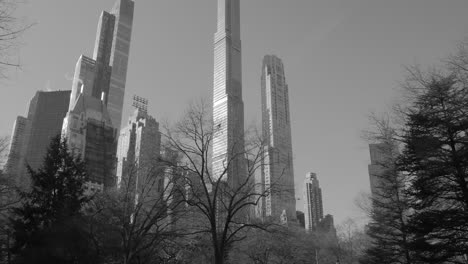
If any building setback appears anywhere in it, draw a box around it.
[259,55,296,222]
[116,106,161,197]
[303,172,323,231]
[69,0,134,128]
[212,0,245,187]
[63,0,134,190]
[63,96,117,190]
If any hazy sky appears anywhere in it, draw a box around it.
[2,0,468,224]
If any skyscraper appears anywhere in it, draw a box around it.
[63,0,134,190]
[116,97,161,195]
[62,94,117,190]
[4,116,29,182]
[368,143,393,202]
[24,91,71,170]
[92,11,114,104]
[304,172,323,231]
[260,55,296,222]
[108,0,135,130]
[212,0,244,187]
[69,0,134,129]
[5,91,70,188]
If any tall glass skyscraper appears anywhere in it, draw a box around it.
[63,0,134,190]
[260,55,296,222]
[304,172,323,231]
[212,0,245,187]
[69,0,134,130]
[108,0,135,130]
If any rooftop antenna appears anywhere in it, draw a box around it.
[132,95,148,113]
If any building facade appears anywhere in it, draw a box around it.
[368,143,394,202]
[63,0,134,189]
[108,0,135,130]
[69,0,134,130]
[260,55,296,222]
[318,214,336,236]
[62,95,117,190]
[116,107,161,196]
[24,91,71,172]
[304,172,323,231]
[212,0,245,187]
[4,116,29,183]
[5,91,70,189]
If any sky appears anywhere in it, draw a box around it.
[2,0,468,225]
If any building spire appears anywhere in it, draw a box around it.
[216,0,240,41]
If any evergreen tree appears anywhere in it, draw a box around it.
[10,135,96,264]
[360,130,416,264]
[400,75,468,262]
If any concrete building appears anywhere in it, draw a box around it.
[368,143,394,202]
[63,0,134,190]
[296,211,305,228]
[304,172,323,231]
[116,102,161,196]
[318,214,336,236]
[212,0,245,187]
[25,91,71,171]
[62,95,117,190]
[5,91,70,188]
[260,55,296,222]
[4,116,29,184]
[69,0,134,131]
[108,0,135,130]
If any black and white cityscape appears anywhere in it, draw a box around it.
[1,0,468,263]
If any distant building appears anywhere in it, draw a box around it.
[116,101,161,196]
[260,55,296,222]
[303,172,323,231]
[296,211,305,228]
[24,91,71,171]
[368,143,396,203]
[318,214,336,235]
[5,91,70,189]
[4,116,29,184]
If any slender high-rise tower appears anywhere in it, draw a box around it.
[108,0,135,130]
[304,172,323,232]
[260,55,296,222]
[212,0,245,186]
[63,0,134,190]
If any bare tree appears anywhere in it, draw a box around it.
[161,100,280,264]
[0,136,11,262]
[0,0,33,77]
[0,136,14,212]
[335,218,369,264]
[86,160,186,264]
[234,226,319,264]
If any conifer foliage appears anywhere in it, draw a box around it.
[10,135,95,264]
[400,76,468,262]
